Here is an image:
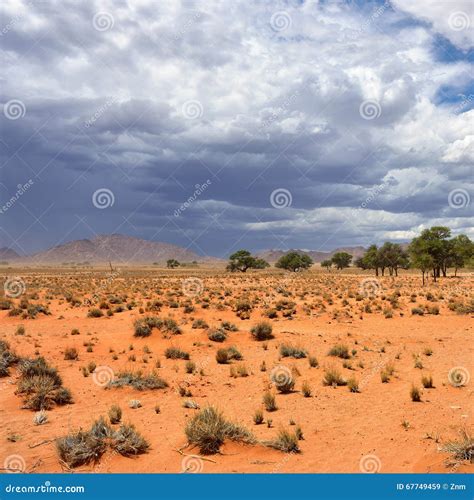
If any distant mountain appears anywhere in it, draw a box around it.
[256,246,367,264]
[26,234,206,264]
[0,247,21,261]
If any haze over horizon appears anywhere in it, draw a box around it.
[1,0,473,259]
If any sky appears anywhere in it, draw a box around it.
[0,0,473,258]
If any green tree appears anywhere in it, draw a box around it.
[166,259,180,268]
[377,242,408,277]
[450,234,474,276]
[410,226,451,281]
[331,252,352,270]
[355,244,380,275]
[321,259,332,271]
[275,252,313,272]
[226,250,269,272]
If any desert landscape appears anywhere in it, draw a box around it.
[1,252,472,474]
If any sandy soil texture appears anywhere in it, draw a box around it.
[1,268,472,474]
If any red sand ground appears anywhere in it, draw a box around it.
[1,268,472,473]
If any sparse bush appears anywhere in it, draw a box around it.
[323,367,346,386]
[410,385,421,402]
[108,405,122,424]
[421,374,434,389]
[185,406,255,454]
[192,319,208,329]
[185,361,196,374]
[165,347,189,360]
[87,308,103,318]
[107,371,168,391]
[64,347,78,360]
[441,429,473,465]
[112,424,150,456]
[328,344,350,359]
[253,409,264,425]
[208,329,227,342]
[308,356,319,368]
[301,380,312,397]
[216,349,229,364]
[265,429,300,453]
[347,377,360,393]
[263,391,277,412]
[280,344,307,359]
[250,322,273,341]
[17,357,73,410]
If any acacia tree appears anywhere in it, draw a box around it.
[226,250,269,272]
[331,252,352,270]
[166,259,180,268]
[355,244,380,275]
[321,259,332,271]
[377,242,409,277]
[275,252,313,272]
[449,234,474,277]
[410,226,451,281]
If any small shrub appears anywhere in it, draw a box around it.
[301,380,312,397]
[185,361,196,374]
[347,377,360,393]
[64,347,78,360]
[441,429,474,465]
[108,405,122,424]
[216,348,229,364]
[165,347,189,360]
[250,322,273,341]
[87,308,103,318]
[208,329,227,342]
[421,374,434,389]
[308,356,319,368]
[263,391,277,412]
[265,429,300,453]
[253,409,264,425]
[107,371,168,391]
[410,385,421,402]
[411,307,424,316]
[328,344,350,359]
[185,406,255,454]
[323,367,346,386]
[280,344,307,359]
[129,399,142,409]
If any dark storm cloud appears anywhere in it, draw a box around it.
[0,0,472,256]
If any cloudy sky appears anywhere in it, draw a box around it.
[0,0,473,258]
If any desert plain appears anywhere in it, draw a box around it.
[1,266,472,474]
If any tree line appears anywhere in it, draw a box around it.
[225,226,473,284]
